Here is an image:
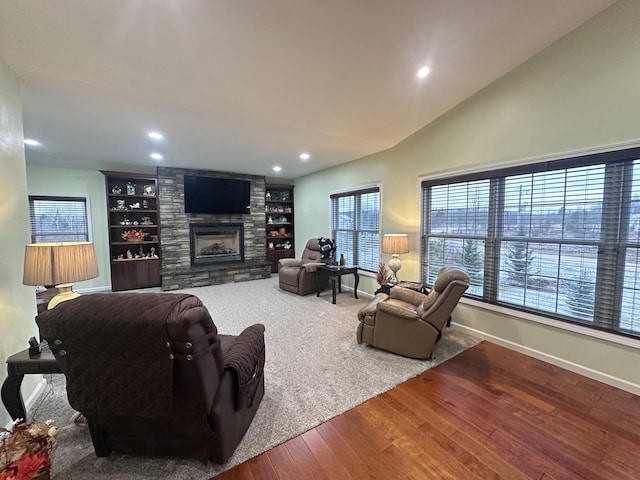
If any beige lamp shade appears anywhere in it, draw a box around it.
[382,234,409,255]
[23,242,99,309]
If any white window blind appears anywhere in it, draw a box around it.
[331,187,380,272]
[29,196,90,243]
[421,146,640,339]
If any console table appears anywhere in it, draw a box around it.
[1,347,62,421]
[316,265,359,304]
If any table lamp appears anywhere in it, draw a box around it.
[23,241,99,309]
[382,234,409,284]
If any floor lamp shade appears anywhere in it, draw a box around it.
[23,242,99,309]
[382,234,409,284]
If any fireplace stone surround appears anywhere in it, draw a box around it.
[158,167,271,290]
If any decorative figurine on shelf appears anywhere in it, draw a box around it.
[150,247,158,258]
[126,249,133,259]
[112,185,122,194]
[127,182,136,195]
[266,192,271,200]
[268,216,274,224]
[116,199,126,210]
[142,199,149,209]
[284,241,291,250]
[129,202,140,209]
[117,254,123,260]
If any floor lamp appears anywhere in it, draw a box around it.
[382,234,409,284]
[23,241,99,309]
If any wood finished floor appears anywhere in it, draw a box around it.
[215,341,640,480]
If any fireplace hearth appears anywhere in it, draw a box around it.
[190,223,244,266]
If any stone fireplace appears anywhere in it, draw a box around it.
[190,223,244,266]
[157,167,271,291]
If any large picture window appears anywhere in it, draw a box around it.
[331,186,380,272]
[421,146,640,338]
[28,196,90,243]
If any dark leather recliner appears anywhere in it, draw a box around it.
[278,238,334,295]
[36,292,265,464]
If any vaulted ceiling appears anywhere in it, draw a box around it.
[0,0,617,179]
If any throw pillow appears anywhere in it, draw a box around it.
[317,237,335,259]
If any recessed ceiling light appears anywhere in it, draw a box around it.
[150,152,164,160]
[24,139,41,146]
[299,152,310,161]
[273,166,282,172]
[147,131,164,140]
[416,66,431,79]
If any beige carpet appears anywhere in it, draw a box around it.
[28,276,481,479]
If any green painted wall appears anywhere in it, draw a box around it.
[0,58,41,426]
[295,0,640,387]
[26,166,111,291]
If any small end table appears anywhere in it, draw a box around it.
[2,347,62,421]
[316,265,359,304]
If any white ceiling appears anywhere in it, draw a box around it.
[0,0,616,179]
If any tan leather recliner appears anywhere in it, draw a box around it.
[278,238,333,295]
[357,266,470,359]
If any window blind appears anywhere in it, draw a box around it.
[29,196,90,243]
[421,146,640,339]
[331,187,380,272]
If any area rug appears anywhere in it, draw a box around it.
[27,276,481,479]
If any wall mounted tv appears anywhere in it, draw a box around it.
[184,175,251,215]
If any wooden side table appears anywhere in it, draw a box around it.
[1,347,62,421]
[316,265,359,304]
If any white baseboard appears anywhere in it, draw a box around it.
[453,323,640,396]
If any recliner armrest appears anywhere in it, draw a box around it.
[357,293,389,321]
[378,299,420,320]
[302,262,325,273]
[223,324,266,410]
[279,258,301,268]
[389,286,426,305]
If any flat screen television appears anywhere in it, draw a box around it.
[184,175,251,214]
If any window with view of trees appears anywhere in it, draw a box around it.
[331,186,380,272]
[421,146,640,339]
[28,196,90,243]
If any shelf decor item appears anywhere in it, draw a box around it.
[143,184,155,196]
[121,229,146,242]
[111,186,122,195]
[126,182,136,195]
[0,419,58,480]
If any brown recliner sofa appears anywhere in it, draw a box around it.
[357,266,470,359]
[36,292,265,464]
[278,238,334,295]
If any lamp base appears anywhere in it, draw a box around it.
[47,283,80,309]
[388,255,402,285]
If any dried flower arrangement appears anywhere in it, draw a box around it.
[376,262,392,285]
[0,420,57,480]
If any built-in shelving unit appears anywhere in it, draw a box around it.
[265,184,295,273]
[102,171,162,291]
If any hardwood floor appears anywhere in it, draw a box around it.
[215,341,640,479]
